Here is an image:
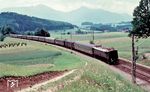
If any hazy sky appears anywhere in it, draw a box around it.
[0,0,140,15]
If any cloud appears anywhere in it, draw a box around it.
[0,0,141,15]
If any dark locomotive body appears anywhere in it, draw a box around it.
[93,47,118,64]
[109,50,118,64]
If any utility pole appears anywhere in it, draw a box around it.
[70,32,72,41]
[92,30,95,44]
[61,30,62,39]
[131,34,136,84]
[70,31,73,53]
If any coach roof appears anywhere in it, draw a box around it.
[93,46,115,52]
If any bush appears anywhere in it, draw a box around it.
[89,40,94,44]
[0,34,5,41]
[1,26,14,35]
[25,31,34,35]
[34,28,50,37]
[67,32,71,35]
[0,25,15,41]
[76,29,85,34]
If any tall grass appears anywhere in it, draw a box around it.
[60,61,145,92]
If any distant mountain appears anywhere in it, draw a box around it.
[0,12,74,33]
[67,7,132,24]
[1,5,132,25]
[1,5,66,22]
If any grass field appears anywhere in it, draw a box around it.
[0,37,85,77]
[51,32,150,66]
[60,61,144,92]
[0,37,146,92]
[34,58,145,92]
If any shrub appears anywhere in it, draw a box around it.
[25,31,34,35]
[89,40,94,44]
[35,28,50,37]
[1,25,15,35]
[0,34,5,41]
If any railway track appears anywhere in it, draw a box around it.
[114,59,150,84]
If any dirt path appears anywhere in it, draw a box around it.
[0,71,65,92]
[17,70,76,92]
[43,63,87,92]
[43,73,81,92]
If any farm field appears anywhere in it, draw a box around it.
[51,32,150,66]
[0,37,146,92]
[0,37,85,77]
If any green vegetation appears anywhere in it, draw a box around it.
[130,0,150,38]
[51,32,128,41]
[0,34,5,41]
[0,25,15,41]
[60,61,144,92]
[0,25,14,35]
[0,50,60,65]
[0,37,85,77]
[33,59,144,92]
[34,28,50,37]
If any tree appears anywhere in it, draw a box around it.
[25,31,34,35]
[34,28,50,37]
[1,25,14,35]
[76,29,84,34]
[0,25,14,42]
[67,32,71,35]
[0,34,5,41]
[130,0,150,38]
[129,0,150,84]
[81,22,93,25]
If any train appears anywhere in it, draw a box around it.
[9,34,119,64]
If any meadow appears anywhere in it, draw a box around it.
[0,37,85,77]
[33,56,145,92]
[0,37,146,92]
[51,32,150,66]
[60,61,144,92]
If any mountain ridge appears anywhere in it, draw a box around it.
[0,12,74,33]
[1,5,132,25]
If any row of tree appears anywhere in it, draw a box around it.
[81,22,132,32]
[0,25,50,42]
